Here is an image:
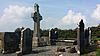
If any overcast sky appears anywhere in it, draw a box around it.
[0,0,100,31]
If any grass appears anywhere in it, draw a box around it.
[96,48,100,56]
[94,37,100,56]
[92,36,100,40]
[95,37,100,41]
[81,37,100,56]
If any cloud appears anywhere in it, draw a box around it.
[41,17,58,29]
[0,5,33,31]
[61,10,86,24]
[56,10,86,29]
[91,4,100,20]
[41,10,86,29]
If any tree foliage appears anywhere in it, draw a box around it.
[41,28,77,39]
[41,24,100,39]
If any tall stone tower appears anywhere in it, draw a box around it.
[31,3,42,47]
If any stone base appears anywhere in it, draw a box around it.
[22,49,32,54]
[32,37,41,48]
[16,51,22,56]
[1,50,7,54]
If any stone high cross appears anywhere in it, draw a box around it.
[31,3,42,47]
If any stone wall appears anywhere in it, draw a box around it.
[56,42,74,46]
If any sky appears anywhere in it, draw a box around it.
[0,0,100,32]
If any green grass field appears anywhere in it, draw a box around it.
[95,38,100,41]
[94,37,100,56]
[96,48,100,56]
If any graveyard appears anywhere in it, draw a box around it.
[0,3,100,56]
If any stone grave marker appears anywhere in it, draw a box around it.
[22,28,32,54]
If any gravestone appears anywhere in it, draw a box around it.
[31,3,42,47]
[77,20,92,54]
[15,27,24,47]
[85,27,91,47]
[49,29,58,45]
[77,28,80,54]
[2,32,19,54]
[88,28,91,45]
[0,32,5,53]
[22,28,32,54]
[85,29,89,47]
[78,19,85,54]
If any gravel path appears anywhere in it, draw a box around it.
[0,46,79,56]
[24,46,79,56]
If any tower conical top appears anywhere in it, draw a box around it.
[34,3,39,12]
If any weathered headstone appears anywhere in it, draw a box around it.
[85,27,92,47]
[77,28,80,54]
[1,32,19,54]
[22,28,32,54]
[88,28,91,45]
[31,3,42,47]
[50,29,55,45]
[85,29,89,47]
[77,20,92,55]
[78,19,85,54]
[0,32,5,53]
[49,29,58,45]
[15,27,24,47]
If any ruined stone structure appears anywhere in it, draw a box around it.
[31,3,42,47]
